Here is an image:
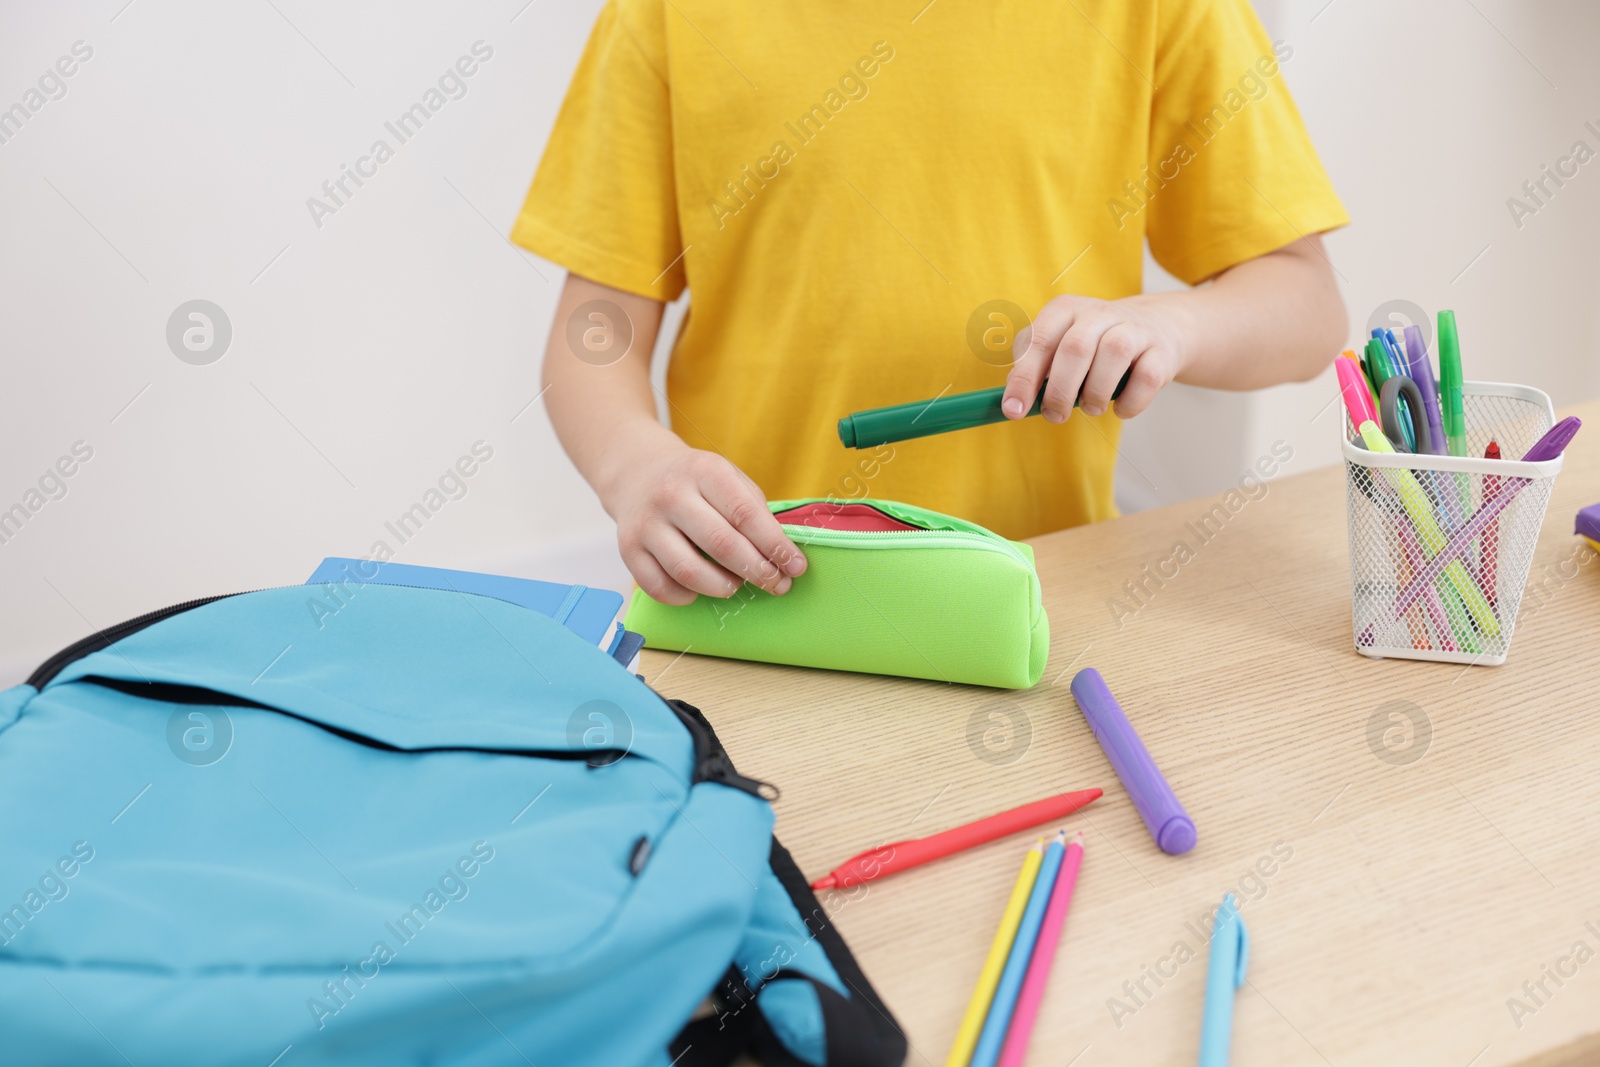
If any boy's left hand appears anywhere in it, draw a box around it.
[1000,294,1191,424]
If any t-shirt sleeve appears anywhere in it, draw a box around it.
[1143,0,1349,285]
[510,0,686,301]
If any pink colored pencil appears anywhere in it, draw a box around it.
[1394,521,1458,652]
[996,832,1085,1067]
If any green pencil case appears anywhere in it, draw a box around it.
[623,498,1049,689]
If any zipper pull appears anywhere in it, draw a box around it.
[697,750,779,801]
[662,697,780,800]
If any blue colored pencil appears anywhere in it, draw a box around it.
[969,831,1066,1067]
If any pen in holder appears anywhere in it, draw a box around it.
[1342,381,1564,665]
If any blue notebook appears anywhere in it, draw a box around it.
[305,558,629,653]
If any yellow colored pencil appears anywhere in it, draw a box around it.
[944,841,1044,1067]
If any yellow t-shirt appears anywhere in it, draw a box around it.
[513,0,1347,540]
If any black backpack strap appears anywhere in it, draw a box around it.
[667,844,909,1067]
[754,839,908,1067]
[658,695,908,1067]
[668,964,763,1067]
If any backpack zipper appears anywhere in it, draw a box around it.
[26,592,248,689]
[664,698,777,801]
[29,591,778,801]
[27,578,618,690]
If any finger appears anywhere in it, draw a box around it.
[1040,315,1113,422]
[678,498,795,595]
[703,466,808,578]
[1077,322,1143,417]
[1002,301,1077,418]
[1112,348,1176,419]
[623,540,697,606]
[644,526,746,599]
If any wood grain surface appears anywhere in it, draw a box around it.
[646,397,1600,1067]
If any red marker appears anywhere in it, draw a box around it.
[1482,439,1501,607]
[809,789,1102,891]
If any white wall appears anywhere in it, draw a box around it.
[0,0,623,684]
[2,0,1597,685]
[1118,0,1600,509]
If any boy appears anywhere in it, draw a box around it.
[514,0,1347,606]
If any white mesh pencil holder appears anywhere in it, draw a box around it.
[1343,382,1563,665]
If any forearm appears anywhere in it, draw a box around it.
[541,274,676,512]
[542,273,807,602]
[1137,235,1346,391]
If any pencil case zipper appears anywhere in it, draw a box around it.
[780,525,1029,564]
[768,499,1043,623]
[771,499,1030,566]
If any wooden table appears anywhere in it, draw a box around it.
[643,398,1600,1067]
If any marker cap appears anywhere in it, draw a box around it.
[1158,814,1198,855]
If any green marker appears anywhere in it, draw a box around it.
[1437,310,1468,458]
[1364,337,1397,391]
[1358,339,1379,395]
[1436,309,1475,537]
[837,370,1132,449]
[1365,336,1417,450]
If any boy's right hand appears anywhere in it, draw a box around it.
[603,440,808,605]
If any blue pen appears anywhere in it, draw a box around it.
[1380,328,1406,372]
[1197,893,1249,1067]
[1380,328,1419,451]
[1370,330,1415,450]
[969,832,1065,1067]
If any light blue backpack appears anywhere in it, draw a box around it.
[0,584,905,1066]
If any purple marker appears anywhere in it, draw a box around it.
[1579,501,1600,544]
[1070,668,1196,855]
[1367,416,1581,643]
[1402,325,1448,457]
